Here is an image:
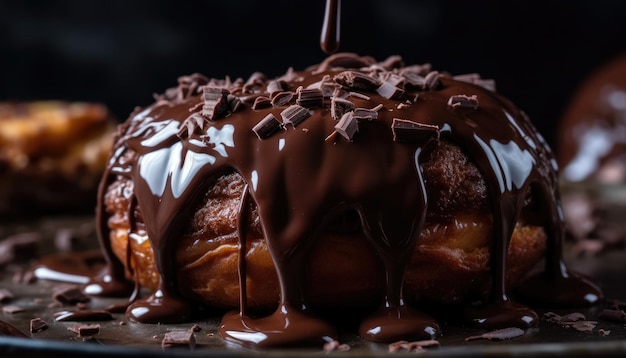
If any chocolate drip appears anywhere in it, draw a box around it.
[93,54,603,347]
[320,0,341,53]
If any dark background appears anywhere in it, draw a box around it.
[1,0,625,149]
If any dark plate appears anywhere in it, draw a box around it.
[1,215,626,357]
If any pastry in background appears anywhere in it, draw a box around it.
[0,101,116,218]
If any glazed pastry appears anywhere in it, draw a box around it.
[90,53,602,347]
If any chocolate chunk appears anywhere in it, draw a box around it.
[162,330,196,350]
[297,88,324,108]
[251,96,272,110]
[30,318,48,333]
[201,87,230,120]
[0,320,28,337]
[391,118,440,144]
[465,327,525,342]
[335,112,359,141]
[227,94,242,113]
[447,94,479,110]
[323,339,350,352]
[0,288,14,303]
[280,105,311,128]
[271,91,295,107]
[267,80,286,96]
[331,97,354,120]
[252,114,283,139]
[68,324,100,337]
[334,71,382,90]
[401,72,426,90]
[376,81,405,100]
[424,71,441,90]
[52,285,91,305]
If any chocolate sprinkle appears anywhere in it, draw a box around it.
[391,118,439,144]
[280,104,311,127]
[447,94,479,110]
[465,327,525,342]
[252,113,283,139]
[335,112,359,140]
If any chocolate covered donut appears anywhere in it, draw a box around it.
[88,53,602,347]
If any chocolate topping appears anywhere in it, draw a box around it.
[90,53,602,348]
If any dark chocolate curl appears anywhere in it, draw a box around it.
[271,91,295,107]
[376,81,406,100]
[447,94,479,110]
[424,71,441,90]
[253,114,283,140]
[251,96,272,110]
[335,112,359,140]
[280,105,311,127]
[391,118,439,144]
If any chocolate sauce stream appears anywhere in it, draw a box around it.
[92,54,603,347]
[320,0,341,53]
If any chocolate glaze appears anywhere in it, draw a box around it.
[88,53,602,347]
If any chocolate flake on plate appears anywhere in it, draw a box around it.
[447,94,479,110]
[391,118,440,144]
[465,327,525,342]
[252,113,283,139]
[388,339,440,353]
[323,339,350,352]
[52,285,91,305]
[67,324,100,337]
[280,104,311,128]
[544,312,598,332]
[162,330,196,350]
[2,305,24,314]
[30,318,48,333]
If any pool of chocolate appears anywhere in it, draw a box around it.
[1,213,626,357]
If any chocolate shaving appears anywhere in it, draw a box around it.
[353,107,378,121]
[331,97,354,120]
[30,318,48,333]
[323,339,350,352]
[280,105,311,128]
[401,72,427,89]
[335,112,359,141]
[297,88,324,108]
[0,288,14,303]
[251,96,272,110]
[201,87,230,120]
[544,311,597,332]
[0,320,28,337]
[465,327,525,342]
[424,71,441,90]
[379,55,405,70]
[391,118,440,144]
[177,113,208,139]
[227,94,242,113]
[2,305,24,314]
[388,339,440,353]
[447,94,479,110]
[67,324,100,337]
[252,114,283,139]
[162,330,196,350]
[271,91,295,107]
[334,71,382,90]
[53,286,91,305]
[349,91,370,100]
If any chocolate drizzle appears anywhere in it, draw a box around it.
[89,53,603,348]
